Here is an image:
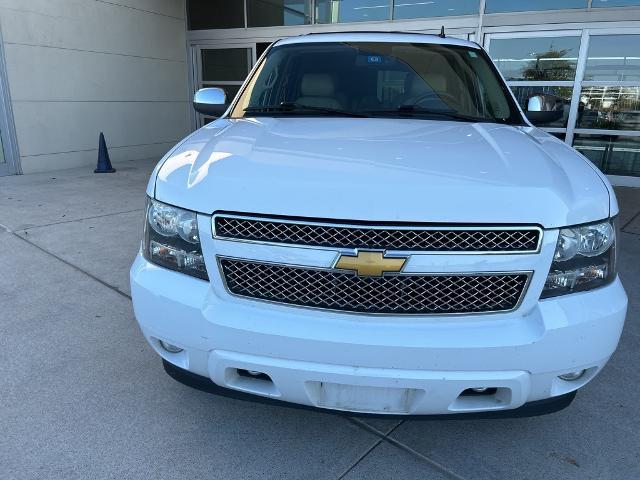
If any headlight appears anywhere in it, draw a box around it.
[142,198,208,280]
[541,219,616,298]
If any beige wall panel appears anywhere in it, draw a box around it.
[101,0,185,18]
[13,101,190,157]
[20,141,176,173]
[0,0,190,174]
[5,44,188,102]
[0,0,186,61]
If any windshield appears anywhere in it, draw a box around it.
[231,41,523,124]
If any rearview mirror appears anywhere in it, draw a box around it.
[193,88,228,116]
[525,94,564,125]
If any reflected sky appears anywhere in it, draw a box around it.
[485,0,587,13]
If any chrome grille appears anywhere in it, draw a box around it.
[220,259,530,315]
[214,215,541,253]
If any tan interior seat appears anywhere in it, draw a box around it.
[296,73,343,109]
[424,73,447,93]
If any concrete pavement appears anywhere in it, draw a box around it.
[1,158,639,480]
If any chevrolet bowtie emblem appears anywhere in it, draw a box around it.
[334,251,407,277]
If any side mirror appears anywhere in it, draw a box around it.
[193,88,228,116]
[525,94,564,125]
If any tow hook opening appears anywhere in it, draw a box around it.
[225,368,280,397]
[237,369,273,383]
[450,387,513,412]
[460,387,498,396]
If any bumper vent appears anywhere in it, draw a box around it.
[220,259,530,315]
[214,215,541,253]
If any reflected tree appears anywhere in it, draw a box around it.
[522,49,574,81]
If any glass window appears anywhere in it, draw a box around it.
[257,42,272,59]
[592,0,640,7]
[248,0,311,27]
[573,134,640,176]
[485,0,587,13]
[393,0,479,19]
[510,86,573,127]
[576,86,640,130]
[201,49,251,82]
[489,36,581,81]
[231,42,523,124]
[584,35,640,82]
[315,0,391,23]
[187,0,245,30]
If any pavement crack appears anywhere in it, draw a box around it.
[11,231,132,300]
[378,432,467,480]
[336,436,384,479]
[337,420,404,479]
[16,208,144,232]
[621,209,640,234]
[347,418,466,480]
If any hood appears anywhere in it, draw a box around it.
[153,117,610,228]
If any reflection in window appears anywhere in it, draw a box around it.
[485,0,587,13]
[187,0,245,30]
[574,135,640,177]
[248,0,311,26]
[584,35,640,82]
[592,0,640,6]
[316,0,391,23]
[489,37,581,81]
[577,86,640,130]
[510,86,573,128]
[393,0,479,19]
[201,49,251,82]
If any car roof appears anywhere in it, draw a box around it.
[274,31,479,49]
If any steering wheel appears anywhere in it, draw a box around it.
[406,91,462,110]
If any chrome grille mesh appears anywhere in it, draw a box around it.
[220,259,529,315]
[214,216,540,252]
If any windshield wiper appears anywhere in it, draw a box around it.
[244,102,369,118]
[365,104,499,123]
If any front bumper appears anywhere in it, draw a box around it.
[130,253,627,415]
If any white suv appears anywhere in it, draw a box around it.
[130,32,628,416]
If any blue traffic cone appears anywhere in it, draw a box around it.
[95,132,116,173]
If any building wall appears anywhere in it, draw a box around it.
[0,0,190,174]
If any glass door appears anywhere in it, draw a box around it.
[486,30,583,142]
[485,28,640,183]
[572,29,640,180]
[193,45,255,126]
